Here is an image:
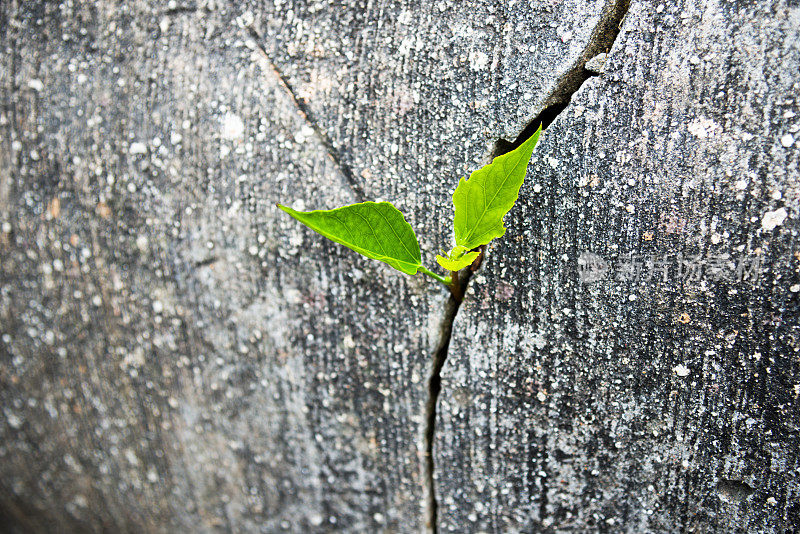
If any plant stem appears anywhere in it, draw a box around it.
[419,266,451,287]
[450,270,462,302]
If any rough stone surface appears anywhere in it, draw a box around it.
[0,0,611,532]
[437,0,800,532]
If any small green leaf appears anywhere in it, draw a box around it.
[436,245,480,271]
[278,201,424,275]
[452,125,542,250]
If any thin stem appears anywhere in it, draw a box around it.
[419,266,451,287]
[450,270,462,303]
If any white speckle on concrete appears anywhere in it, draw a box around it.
[468,50,489,71]
[673,364,691,377]
[291,199,306,212]
[123,347,146,369]
[4,410,22,429]
[129,142,147,155]
[780,134,795,148]
[790,284,799,293]
[294,125,314,144]
[147,468,159,483]
[687,117,720,138]
[222,113,245,140]
[124,449,140,466]
[27,79,44,92]
[761,207,787,231]
[536,391,547,402]
[398,38,413,57]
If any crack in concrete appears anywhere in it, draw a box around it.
[494,0,631,157]
[243,24,366,203]
[422,268,475,533]
[422,1,631,531]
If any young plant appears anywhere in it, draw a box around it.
[278,126,542,300]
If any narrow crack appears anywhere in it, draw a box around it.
[422,0,631,531]
[243,25,366,203]
[493,0,631,157]
[423,268,475,534]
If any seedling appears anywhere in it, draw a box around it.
[279,126,541,300]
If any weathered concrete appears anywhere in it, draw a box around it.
[437,0,800,532]
[0,2,442,531]
[2,0,799,532]
[0,0,618,532]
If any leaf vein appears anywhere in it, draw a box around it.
[460,144,530,245]
[374,204,418,262]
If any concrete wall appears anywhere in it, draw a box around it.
[1,0,797,532]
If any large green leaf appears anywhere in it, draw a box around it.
[454,125,541,249]
[278,201,423,275]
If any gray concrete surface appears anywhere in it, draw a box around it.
[437,0,800,532]
[0,0,797,532]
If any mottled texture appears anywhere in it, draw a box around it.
[437,0,800,532]
[0,0,610,532]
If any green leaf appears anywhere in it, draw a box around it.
[278,201,424,275]
[436,245,480,271]
[452,125,541,250]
